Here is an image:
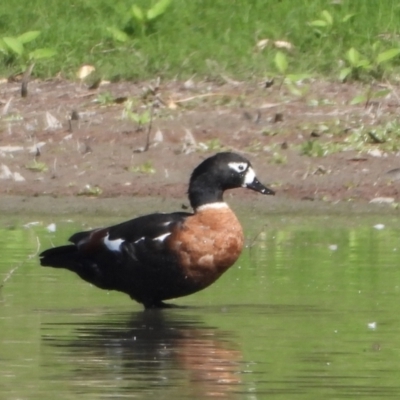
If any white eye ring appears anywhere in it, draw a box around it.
[228,162,247,173]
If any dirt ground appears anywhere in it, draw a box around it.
[1,77,400,214]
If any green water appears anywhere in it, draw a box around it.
[1,212,400,399]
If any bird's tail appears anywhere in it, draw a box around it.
[39,245,109,289]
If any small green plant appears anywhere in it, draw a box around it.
[96,91,115,106]
[345,122,400,152]
[131,0,172,34]
[340,43,400,81]
[202,139,223,151]
[299,140,342,157]
[270,152,287,165]
[129,161,155,174]
[123,100,152,130]
[25,159,48,172]
[126,109,151,129]
[273,51,310,96]
[78,185,103,196]
[350,87,391,106]
[0,31,56,70]
[106,27,130,43]
[309,9,355,37]
[274,51,288,78]
[309,9,334,30]
[107,0,172,41]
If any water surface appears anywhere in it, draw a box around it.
[1,211,400,399]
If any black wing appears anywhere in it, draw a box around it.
[40,211,192,304]
[68,211,191,249]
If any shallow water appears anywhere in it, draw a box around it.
[1,211,400,399]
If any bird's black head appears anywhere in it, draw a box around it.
[188,152,274,209]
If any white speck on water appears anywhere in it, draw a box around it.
[46,223,56,233]
[328,244,338,251]
[368,322,377,330]
[23,221,40,228]
[374,224,385,230]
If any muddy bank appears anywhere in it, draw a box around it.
[1,78,400,211]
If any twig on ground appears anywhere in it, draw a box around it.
[173,92,234,103]
[143,102,155,152]
[21,62,35,98]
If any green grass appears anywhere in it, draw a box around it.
[1,0,400,81]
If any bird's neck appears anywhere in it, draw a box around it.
[188,175,224,210]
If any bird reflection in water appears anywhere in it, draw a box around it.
[42,310,243,398]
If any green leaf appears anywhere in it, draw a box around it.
[342,13,356,23]
[131,4,144,23]
[106,27,129,42]
[0,38,6,52]
[339,67,352,81]
[147,0,171,21]
[346,47,360,67]
[17,30,41,44]
[138,110,151,125]
[25,160,48,172]
[286,83,303,97]
[309,20,328,27]
[357,59,371,69]
[371,89,391,99]
[3,37,24,55]
[371,41,381,54]
[376,48,400,65]
[78,185,102,196]
[29,48,56,60]
[129,161,155,174]
[274,51,288,75]
[286,73,311,83]
[350,95,366,105]
[321,10,333,26]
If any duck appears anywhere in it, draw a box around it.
[39,152,275,308]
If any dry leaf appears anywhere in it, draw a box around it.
[153,129,164,143]
[0,164,13,179]
[168,98,178,109]
[274,40,293,50]
[77,65,95,80]
[256,39,270,51]
[45,112,62,130]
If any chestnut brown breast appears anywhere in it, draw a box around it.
[167,206,244,289]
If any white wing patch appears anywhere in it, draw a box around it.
[103,234,124,252]
[242,167,256,187]
[228,161,248,173]
[153,232,171,242]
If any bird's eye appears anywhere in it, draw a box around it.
[228,161,248,173]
